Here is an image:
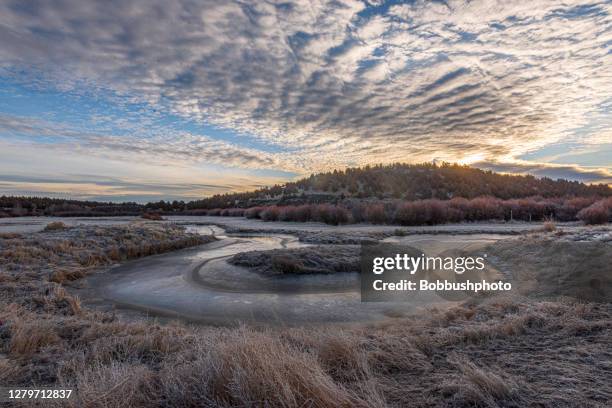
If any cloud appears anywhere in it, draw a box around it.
[0,0,610,199]
[0,138,293,202]
[0,113,287,170]
[0,172,260,201]
[473,160,612,185]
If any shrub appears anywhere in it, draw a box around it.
[349,203,367,223]
[277,206,296,222]
[364,203,387,224]
[227,208,245,217]
[577,199,611,225]
[466,197,503,221]
[393,202,417,225]
[419,199,448,224]
[260,207,281,221]
[279,205,312,222]
[293,205,314,222]
[244,207,265,219]
[314,204,349,225]
[235,196,607,226]
[556,197,596,221]
[447,197,470,222]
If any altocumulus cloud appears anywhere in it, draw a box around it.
[0,0,610,187]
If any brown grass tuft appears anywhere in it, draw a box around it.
[542,219,556,232]
[205,329,373,407]
[441,356,519,406]
[44,221,68,231]
[67,362,155,408]
[9,321,61,357]
[49,269,86,284]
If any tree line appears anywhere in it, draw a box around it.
[1,163,610,217]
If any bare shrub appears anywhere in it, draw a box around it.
[467,196,503,221]
[364,203,387,224]
[279,205,312,222]
[415,199,448,224]
[577,198,611,225]
[447,197,470,222]
[556,197,597,221]
[207,208,222,216]
[393,202,417,225]
[227,208,245,217]
[260,206,281,221]
[348,202,367,223]
[314,204,350,225]
[244,206,265,219]
[235,196,608,226]
[218,208,245,217]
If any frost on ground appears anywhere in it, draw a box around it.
[0,222,214,309]
[479,228,612,303]
[0,224,610,407]
[228,245,360,276]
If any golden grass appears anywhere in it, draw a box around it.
[0,227,609,407]
[44,221,68,231]
[50,269,86,284]
[208,330,372,407]
[9,321,61,357]
[542,219,556,232]
[0,297,608,407]
[65,362,155,408]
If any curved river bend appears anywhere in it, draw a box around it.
[83,225,508,326]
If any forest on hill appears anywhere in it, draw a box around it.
[1,163,610,220]
[186,163,611,210]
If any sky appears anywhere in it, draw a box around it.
[0,0,610,203]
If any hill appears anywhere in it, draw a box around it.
[186,162,611,209]
[2,163,610,222]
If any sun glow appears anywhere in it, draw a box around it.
[458,153,485,165]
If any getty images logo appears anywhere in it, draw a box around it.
[372,253,487,275]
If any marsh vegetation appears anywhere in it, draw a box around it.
[0,221,610,407]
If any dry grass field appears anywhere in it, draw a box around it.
[0,224,610,407]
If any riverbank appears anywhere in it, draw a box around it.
[0,219,610,406]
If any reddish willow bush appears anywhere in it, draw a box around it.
[577,198,612,225]
[204,196,610,226]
